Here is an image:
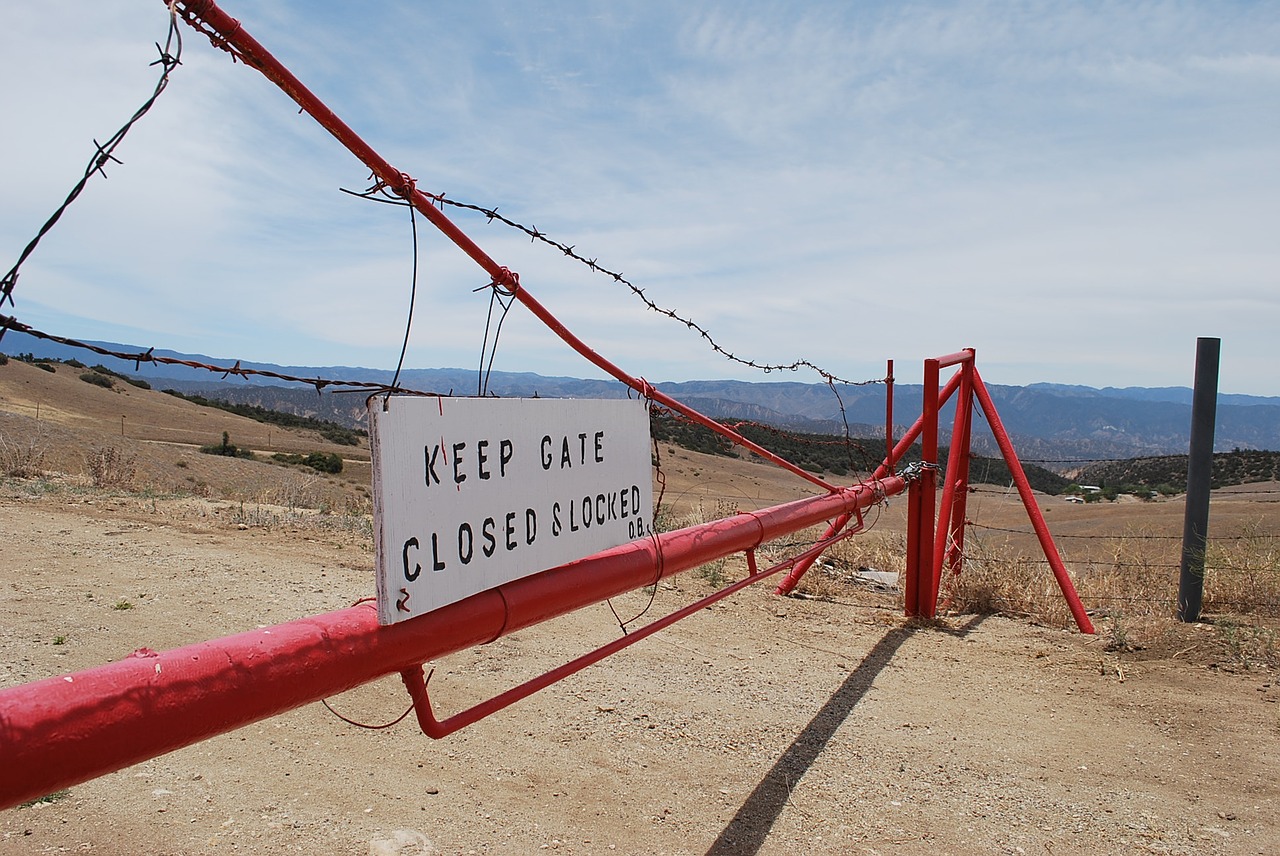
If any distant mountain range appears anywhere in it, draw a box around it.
[6,331,1279,465]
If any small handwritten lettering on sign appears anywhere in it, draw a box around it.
[369,397,654,624]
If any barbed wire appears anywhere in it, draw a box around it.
[0,314,439,399]
[0,5,183,321]
[968,521,1280,542]
[424,193,884,389]
[962,550,1280,576]
[1022,455,1185,465]
[651,404,884,480]
[969,522,1184,541]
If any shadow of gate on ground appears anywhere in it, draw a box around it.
[706,615,987,855]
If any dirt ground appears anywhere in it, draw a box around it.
[1,486,1277,856]
[2,359,1279,854]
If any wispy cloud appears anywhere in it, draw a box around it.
[1,1,1277,393]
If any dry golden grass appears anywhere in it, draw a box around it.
[4,357,1277,668]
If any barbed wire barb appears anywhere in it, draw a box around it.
[0,5,184,322]
[422,192,882,389]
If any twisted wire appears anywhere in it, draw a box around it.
[424,193,882,389]
[1,5,183,319]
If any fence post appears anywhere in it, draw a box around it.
[905,358,940,616]
[1178,337,1220,622]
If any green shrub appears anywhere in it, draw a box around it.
[163,390,366,446]
[272,451,344,474]
[199,431,254,460]
[80,371,114,389]
[90,364,128,380]
[125,377,151,390]
[34,362,56,373]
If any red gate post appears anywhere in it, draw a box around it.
[931,355,975,607]
[904,357,941,616]
[971,368,1094,634]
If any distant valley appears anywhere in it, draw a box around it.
[6,330,1280,464]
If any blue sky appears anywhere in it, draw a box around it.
[2,1,1278,392]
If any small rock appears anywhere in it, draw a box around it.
[368,829,436,855]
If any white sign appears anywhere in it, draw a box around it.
[369,396,654,624]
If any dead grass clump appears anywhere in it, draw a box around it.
[0,432,48,478]
[657,498,738,586]
[942,535,1076,628]
[1204,521,1280,616]
[264,473,323,511]
[1211,617,1278,670]
[86,446,136,490]
[755,526,904,602]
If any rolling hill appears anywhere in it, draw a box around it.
[5,330,1279,463]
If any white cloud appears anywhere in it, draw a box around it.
[1,0,1278,395]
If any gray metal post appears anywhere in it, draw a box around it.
[1177,337,1220,622]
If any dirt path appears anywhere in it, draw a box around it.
[2,489,1278,855]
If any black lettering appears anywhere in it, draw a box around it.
[608,491,618,521]
[621,487,629,519]
[578,432,588,464]
[541,435,553,470]
[424,444,441,486]
[561,436,572,468]
[525,508,537,545]
[505,512,517,550]
[482,517,497,557]
[452,441,466,485]
[581,496,592,528]
[477,440,490,480]
[552,502,562,536]
[430,533,446,572]
[570,498,579,532]
[631,485,642,518]
[595,493,606,525]
[594,430,604,463]
[402,537,421,581]
[458,523,474,565]
[500,438,514,477]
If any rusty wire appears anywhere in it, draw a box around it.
[654,403,881,479]
[0,5,183,320]
[424,193,884,389]
[0,314,442,399]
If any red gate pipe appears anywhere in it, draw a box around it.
[931,358,974,608]
[940,370,973,586]
[905,358,942,616]
[168,0,838,494]
[404,528,860,739]
[971,369,1094,634]
[773,368,964,596]
[0,475,904,811]
[934,350,976,369]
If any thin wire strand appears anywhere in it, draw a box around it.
[1,6,183,316]
[321,698,415,730]
[425,193,881,389]
[388,193,420,396]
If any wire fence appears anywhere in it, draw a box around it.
[4,4,1277,636]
